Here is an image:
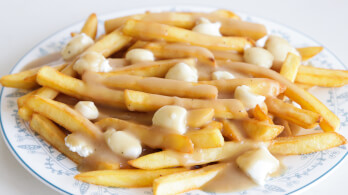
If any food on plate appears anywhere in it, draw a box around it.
[1,10,347,194]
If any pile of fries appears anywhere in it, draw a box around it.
[1,10,347,195]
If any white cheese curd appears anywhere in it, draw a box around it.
[125,49,155,64]
[264,35,300,61]
[212,71,235,80]
[236,147,279,185]
[61,33,94,60]
[73,51,112,75]
[192,17,222,36]
[104,129,142,159]
[234,85,265,110]
[244,47,274,69]
[152,105,188,134]
[65,134,94,157]
[165,62,198,82]
[74,101,99,120]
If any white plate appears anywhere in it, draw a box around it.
[1,5,347,195]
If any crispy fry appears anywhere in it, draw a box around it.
[153,164,226,195]
[95,118,194,153]
[295,65,348,87]
[187,108,214,128]
[295,82,313,90]
[26,95,101,138]
[122,19,254,52]
[269,132,347,155]
[221,119,245,141]
[98,58,196,78]
[265,96,322,129]
[75,168,187,188]
[186,123,224,148]
[221,61,340,132]
[296,46,323,61]
[280,52,301,82]
[80,13,98,39]
[17,89,37,108]
[273,117,292,137]
[211,9,240,20]
[30,114,82,164]
[242,119,283,141]
[92,73,218,99]
[253,104,273,124]
[212,50,244,62]
[199,78,286,97]
[124,90,247,119]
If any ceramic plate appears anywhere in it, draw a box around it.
[1,5,347,195]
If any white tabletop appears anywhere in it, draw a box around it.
[0,0,347,194]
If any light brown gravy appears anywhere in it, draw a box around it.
[21,52,65,71]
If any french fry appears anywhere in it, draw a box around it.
[280,52,301,82]
[92,73,218,99]
[187,108,214,128]
[129,141,263,169]
[212,50,244,62]
[295,82,314,90]
[273,117,292,137]
[253,104,273,124]
[296,46,323,61]
[142,42,216,66]
[186,122,224,148]
[75,168,187,188]
[153,163,227,195]
[199,78,286,97]
[122,19,255,52]
[36,66,126,108]
[295,65,348,87]
[0,63,67,89]
[221,61,340,132]
[221,119,245,141]
[80,13,98,39]
[265,96,322,129]
[242,119,283,141]
[17,89,37,108]
[269,132,347,155]
[211,9,240,20]
[95,118,194,153]
[98,58,196,78]
[30,114,82,164]
[124,89,247,119]
[26,95,101,138]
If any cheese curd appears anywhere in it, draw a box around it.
[152,105,188,134]
[234,85,265,110]
[125,49,155,64]
[265,35,300,61]
[74,101,99,120]
[192,18,222,36]
[165,62,198,82]
[236,147,279,185]
[212,71,235,80]
[104,128,142,159]
[61,33,94,60]
[65,134,94,157]
[73,51,112,75]
[244,47,274,69]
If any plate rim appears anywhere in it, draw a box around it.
[0,4,347,195]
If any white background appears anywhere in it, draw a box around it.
[0,0,347,194]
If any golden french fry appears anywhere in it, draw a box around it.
[75,168,187,188]
[295,65,348,87]
[142,42,216,66]
[199,78,286,97]
[221,119,245,141]
[80,13,98,39]
[122,20,255,52]
[26,95,101,138]
[187,108,214,128]
[124,89,247,119]
[36,66,125,108]
[186,122,224,148]
[242,119,283,141]
[295,82,314,90]
[280,52,301,82]
[253,104,273,124]
[93,73,218,99]
[221,61,340,132]
[17,89,37,108]
[296,46,323,61]
[269,132,347,155]
[129,141,263,169]
[98,58,196,78]
[153,164,227,195]
[212,50,244,62]
[273,117,292,137]
[265,96,322,129]
[95,118,194,153]
[0,63,67,89]
[30,114,82,164]
[211,9,240,20]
